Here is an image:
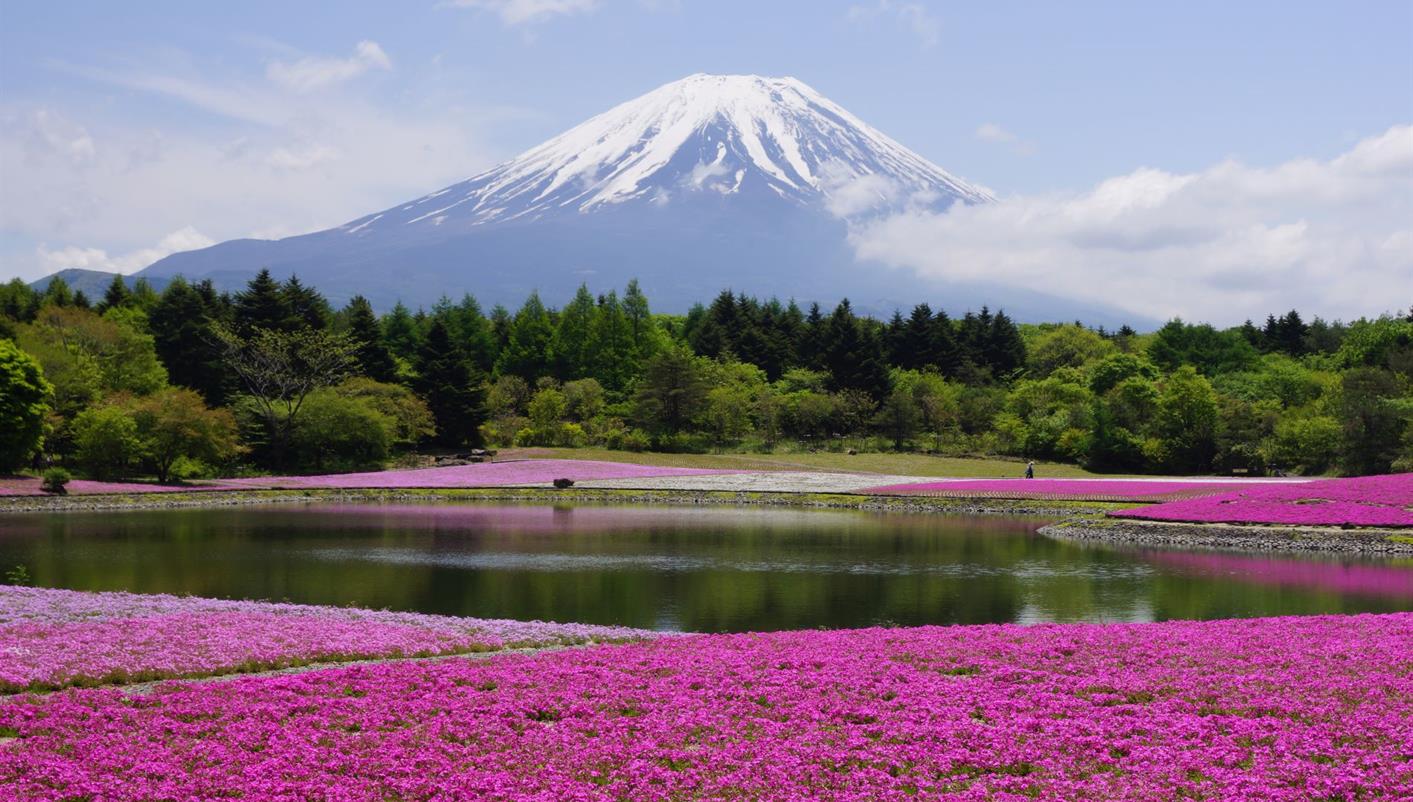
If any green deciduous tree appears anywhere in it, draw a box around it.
[1336,367,1406,475]
[214,323,357,467]
[71,405,142,479]
[1151,366,1220,473]
[130,388,240,482]
[0,339,52,471]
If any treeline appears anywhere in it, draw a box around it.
[1,270,1410,480]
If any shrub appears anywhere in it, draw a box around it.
[290,392,394,471]
[71,406,141,480]
[40,467,70,494]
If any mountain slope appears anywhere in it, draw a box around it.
[135,74,1136,323]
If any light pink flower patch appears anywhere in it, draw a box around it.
[0,477,213,496]
[0,460,729,496]
[2,614,1409,800]
[0,586,655,692]
[865,478,1251,502]
[212,459,729,490]
[1112,473,1413,527]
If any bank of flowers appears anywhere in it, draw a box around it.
[0,586,653,692]
[1113,473,1413,527]
[865,478,1253,503]
[3,613,1409,800]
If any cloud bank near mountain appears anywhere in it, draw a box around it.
[850,125,1413,324]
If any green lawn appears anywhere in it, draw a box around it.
[496,447,1105,478]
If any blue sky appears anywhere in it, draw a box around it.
[2,0,1410,319]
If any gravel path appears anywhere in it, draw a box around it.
[575,471,926,493]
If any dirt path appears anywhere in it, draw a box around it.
[4,639,644,700]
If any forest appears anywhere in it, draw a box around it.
[2,270,1410,481]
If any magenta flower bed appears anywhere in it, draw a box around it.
[215,459,727,490]
[2,614,1408,801]
[0,586,654,692]
[1113,473,1413,527]
[865,478,1257,502]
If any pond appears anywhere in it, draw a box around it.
[2,502,1410,632]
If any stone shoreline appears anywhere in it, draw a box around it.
[4,485,1409,555]
[1041,517,1413,555]
[0,486,1109,519]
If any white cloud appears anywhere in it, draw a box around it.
[25,109,96,164]
[38,227,216,276]
[847,1,940,48]
[975,122,1035,156]
[848,124,1413,325]
[265,142,340,171]
[1,50,506,281]
[975,123,1016,144]
[447,0,598,26]
[266,41,392,93]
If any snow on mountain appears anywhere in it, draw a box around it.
[336,73,991,234]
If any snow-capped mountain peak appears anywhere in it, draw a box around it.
[342,73,991,233]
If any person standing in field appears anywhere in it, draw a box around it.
[1025,461,1035,479]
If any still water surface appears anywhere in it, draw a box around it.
[2,503,1410,632]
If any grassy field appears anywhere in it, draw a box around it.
[496,447,1105,478]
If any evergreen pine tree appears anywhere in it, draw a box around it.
[40,276,73,307]
[899,304,934,370]
[690,290,738,358]
[986,309,1026,377]
[798,302,826,370]
[98,275,131,313]
[1277,310,1308,356]
[822,300,891,400]
[72,290,92,309]
[496,291,555,381]
[552,284,598,379]
[233,269,293,334]
[129,278,159,311]
[930,308,961,376]
[416,320,486,446]
[149,277,229,403]
[488,304,513,357]
[381,302,421,362]
[282,275,331,330]
[884,310,908,367]
[345,296,397,382]
[622,279,658,363]
[591,290,635,390]
[454,294,496,373]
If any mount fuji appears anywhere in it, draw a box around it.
[134,74,1126,321]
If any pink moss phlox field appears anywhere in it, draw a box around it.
[3,615,1409,801]
[214,459,728,490]
[865,478,1253,502]
[0,586,653,692]
[1,460,727,496]
[1113,473,1413,527]
[0,477,219,496]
